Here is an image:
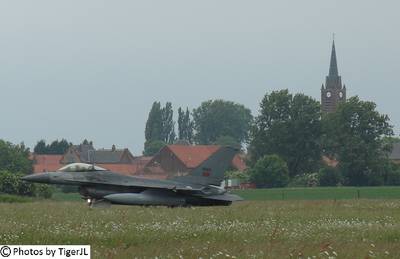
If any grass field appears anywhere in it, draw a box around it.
[1,199,400,258]
[47,186,400,203]
[233,186,400,201]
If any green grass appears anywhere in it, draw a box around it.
[4,186,400,204]
[232,186,400,200]
[1,200,400,258]
[0,194,34,203]
[51,191,82,201]
[47,186,400,203]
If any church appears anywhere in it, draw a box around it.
[321,40,347,113]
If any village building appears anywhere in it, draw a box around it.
[32,143,140,175]
[61,143,137,175]
[32,154,64,173]
[135,145,247,183]
[389,142,400,164]
[32,144,247,184]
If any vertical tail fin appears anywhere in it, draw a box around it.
[172,146,238,186]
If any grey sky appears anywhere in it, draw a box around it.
[0,1,399,154]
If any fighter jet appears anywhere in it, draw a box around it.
[22,146,243,207]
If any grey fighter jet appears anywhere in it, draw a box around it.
[22,146,243,207]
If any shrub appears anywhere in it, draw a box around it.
[225,170,250,182]
[366,169,385,186]
[35,184,54,199]
[0,170,19,194]
[384,162,400,186]
[386,170,400,186]
[17,175,36,196]
[289,173,319,187]
[250,154,289,188]
[57,185,79,193]
[319,167,342,186]
[0,171,53,198]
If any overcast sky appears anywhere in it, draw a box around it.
[0,1,399,154]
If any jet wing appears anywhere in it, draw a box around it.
[203,193,244,202]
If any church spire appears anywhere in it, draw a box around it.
[321,38,347,113]
[329,40,339,76]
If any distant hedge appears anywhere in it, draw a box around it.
[0,194,34,203]
[0,171,53,198]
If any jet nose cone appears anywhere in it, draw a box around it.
[21,173,50,183]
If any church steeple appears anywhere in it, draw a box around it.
[321,38,347,113]
[329,40,339,76]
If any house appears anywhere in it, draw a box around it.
[32,144,138,175]
[32,154,63,173]
[321,144,399,168]
[322,155,339,167]
[61,144,135,164]
[32,143,249,185]
[135,145,247,180]
[389,142,400,164]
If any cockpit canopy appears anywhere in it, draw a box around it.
[58,163,107,172]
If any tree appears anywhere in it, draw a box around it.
[322,96,393,186]
[33,139,72,154]
[161,102,176,144]
[81,139,93,146]
[144,102,176,153]
[0,140,32,175]
[249,90,322,177]
[53,139,71,154]
[192,100,252,146]
[145,102,163,142]
[213,135,241,149]
[250,154,289,188]
[178,107,194,143]
[33,140,46,154]
[0,140,53,198]
[143,140,166,156]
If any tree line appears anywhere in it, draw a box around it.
[249,90,398,187]
[145,90,399,187]
[33,139,72,155]
[143,100,253,155]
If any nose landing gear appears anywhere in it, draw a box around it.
[86,198,111,208]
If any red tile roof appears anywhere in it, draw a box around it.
[164,145,247,171]
[322,156,339,167]
[232,154,247,171]
[167,145,220,168]
[132,156,152,168]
